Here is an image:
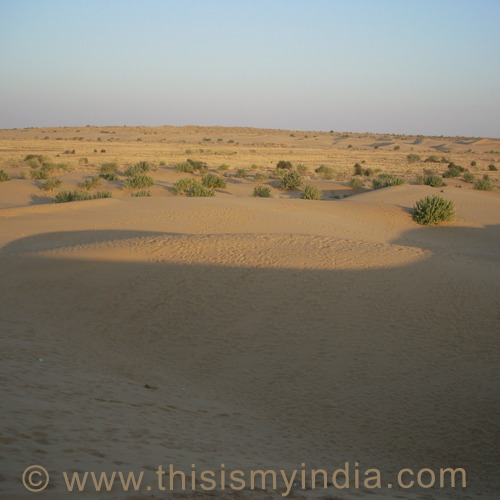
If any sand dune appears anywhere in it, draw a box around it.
[1,185,500,500]
[1,127,500,499]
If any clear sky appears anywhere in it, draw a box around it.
[1,0,499,136]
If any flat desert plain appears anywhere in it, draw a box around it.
[1,126,499,500]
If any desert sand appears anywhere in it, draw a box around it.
[1,126,499,500]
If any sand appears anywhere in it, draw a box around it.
[1,126,499,500]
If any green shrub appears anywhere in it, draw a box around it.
[217,164,230,171]
[131,190,152,197]
[100,172,118,181]
[175,162,194,173]
[54,190,112,203]
[30,169,49,180]
[424,155,440,163]
[363,167,373,176]
[190,183,215,197]
[413,195,455,225]
[470,161,476,167]
[488,164,498,171]
[394,145,400,150]
[124,175,154,189]
[447,162,465,172]
[279,171,303,190]
[186,159,207,171]
[300,185,323,200]
[41,178,62,191]
[473,176,495,191]
[443,168,462,178]
[124,162,151,177]
[276,160,293,170]
[254,173,269,181]
[78,175,101,190]
[99,162,118,174]
[407,153,421,163]
[372,174,406,189]
[236,169,247,178]
[353,163,363,176]
[422,175,445,187]
[252,184,271,197]
[0,169,11,182]
[201,173,226,189]
[172,178,197,195]
[315,165,335,179]
[348,177,363,189]
[463,172,475,183]
[296,164,308,174]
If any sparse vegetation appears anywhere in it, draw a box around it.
[473,175,495,191]
[372,174,406,189]
[131,190,152,197]
[217,164,230,171]
[407,153,421,163]
[424,155,440,163]
[463,172,475,183]
[124,175,154,190]
[276,160,293,170]
[54,190,112,203]
[99,162,118,174]
[348,177,364,189]
[201,173,226,189]
[353,163,363,176]
[40,178,62,191]
[315,165,335,179]
[300,185,323,200]
[29,169,50,180]
[124,161,151,177]
[254,173,269,181]
[78,175,101,190]
[279,171,303,190]
[236,169,247,178]
[296,164,309,174]
[100,172,118,181]
[252,185,272,197]
[418,175,446,188]
[413,195,455,225]
[488,164,498,171]
[0,170,11,182]
[172,178,215,197]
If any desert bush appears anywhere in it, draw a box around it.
[217,164,230,171]
[443,168,462,178]
[488,164,498,171]
[175,162,194,173]
[78,175,101,190]
[0,169,11,182]
[273,168,286,179]
[353,163,363,176]
[236,169,247,178]
[186,159,207,171]
[463,172,475,183]
[279,171,303,190]
[473,175,495,191]
[315,165,335,179]
[471,161,476,167]
[131,190,152,197]
[300,185,323,200]
[296,164,309,174]
[190,183,215,197]
[201,173,226,189]
[124,175,154,190]
[19,170,28,179]
[276,160,293,170]
[421,175,445,187]
[424,155,440,163]
[41,178,62,191]
[447,162,465,172]
[124,162,151,177]
[252,184,271,197]
[100,172,118,181]
[54,190,112,203]
[372,174,406,189]
[407,153,421,163]
[29,169,49,180]
[363,167,373,176]
[254,173,269,181]
[394,145,400,150]
[413,195,455,225]
[99,162,118,174]
[348,177,364,189]
[172,178,197,195]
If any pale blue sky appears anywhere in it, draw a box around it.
[1,0,499,136]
